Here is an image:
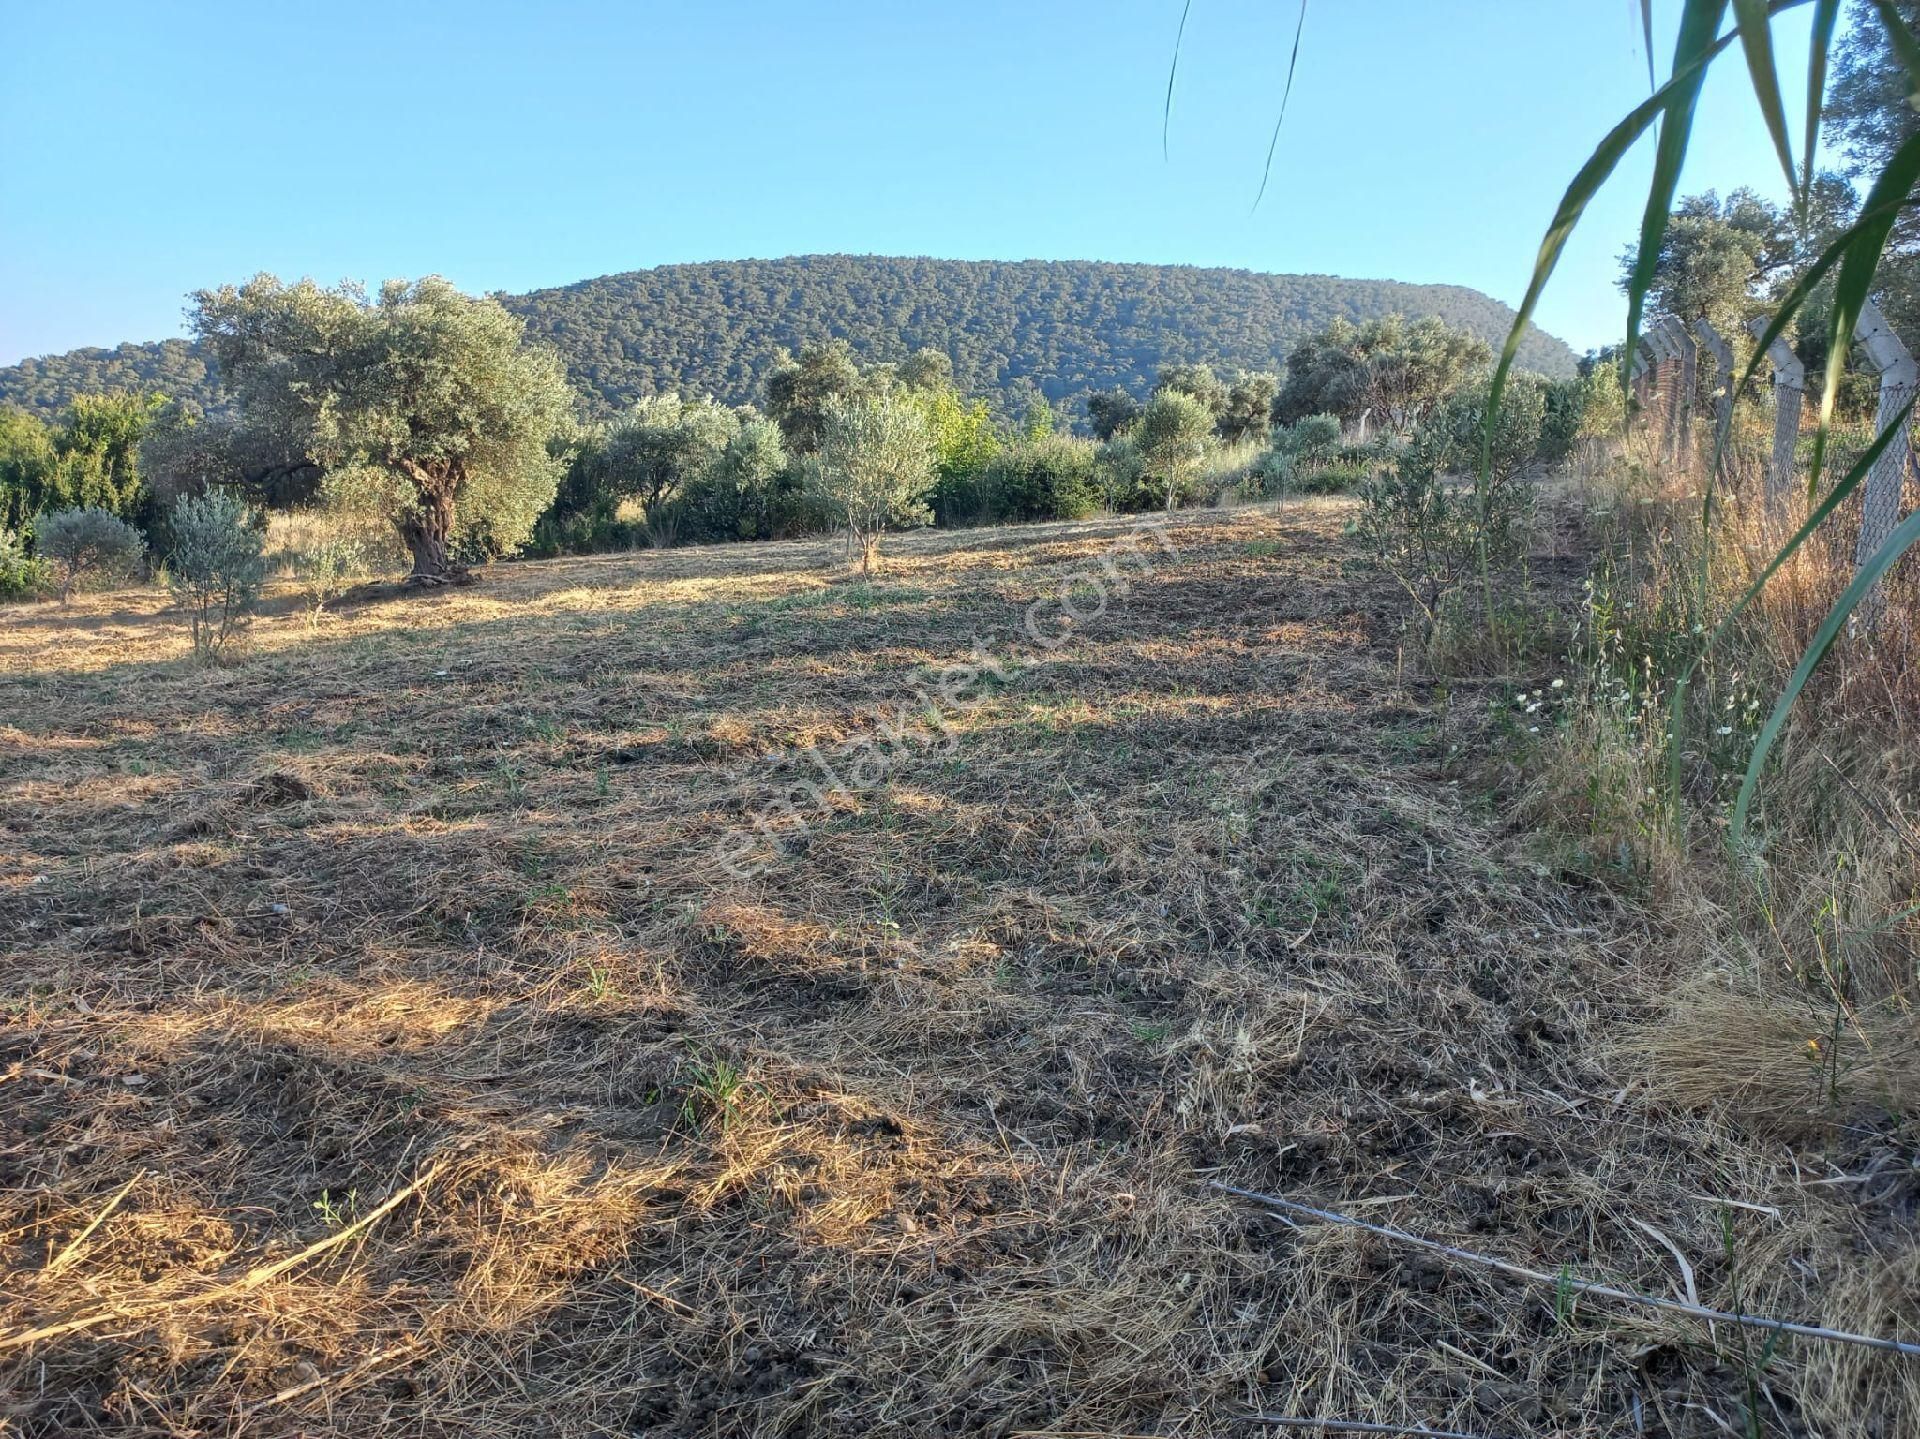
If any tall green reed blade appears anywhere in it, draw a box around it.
[1624,1,1729,386]
[1252,1,1310,212]
[1801,0,1841,209]
[1667,393,1918,814]
[1164,0,1193,161]
[1476,7,1781,619]
[1868,0,1920,104]
[1733,486,1920,844]
[1807,126,1920,496]
[1642,0,1659,91]
[1733,0,1797,190]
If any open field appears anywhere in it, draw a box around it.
[3,501,1914,1437]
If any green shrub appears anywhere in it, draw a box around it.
[0,526,50,601]
[35,505,146,601]
[526,505,645,557]
[294,538,367,626]
[1282,413,1342,459]
[1536,377,1587,466]
[929,464,995,527]
[167,491,266,659]
[1296,458,1375,495]
[981,435,1101,522]
[1093,435,1155,513]
[1356,378,1542,643]
[1256,415,1368,496]
[1248,446,1292,496]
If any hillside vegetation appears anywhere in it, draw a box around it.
[0,256,1578,419]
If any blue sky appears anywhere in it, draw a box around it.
[0,2,1836,367]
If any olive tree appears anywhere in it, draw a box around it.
[1152,363,1228,420]
[810,393,935,577]
[1275,315,1490,435]
[166,491,266,658]
[189,275,571,583]
[138,398,323,511]
[596,395,737,546]
[1218,370,1280,443]
[1356,375,1545,641]
[35,506,145,601]
[1134,390,1214,511]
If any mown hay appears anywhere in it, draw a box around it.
[2,504,1913,1436]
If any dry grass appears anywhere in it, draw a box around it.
[1627,982,1920,1135]
[2,501,1913,1436]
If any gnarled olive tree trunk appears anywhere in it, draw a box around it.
[397,464,462,584]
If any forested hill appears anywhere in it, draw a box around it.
[506,257,1577,413]
[0,255,1577,419]
[0,340,216,418]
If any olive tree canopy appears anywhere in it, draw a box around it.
[810,392,935,576]
[1274,315,1490,436]
[189,275,572,581]
[1134,390,1214,511]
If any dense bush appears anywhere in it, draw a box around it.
[979,435,1102,523]
[2,395,162,536]
[673,418,815,543]
[167,491,266,658]
[1536,377,1588,466]
[1284,413,1343,459]
[535,400,809,552]
[1255,414,1381,496]
[1573,361,1628,442]
[0,526,49,600]
[920,383,1003,527]
[35,505,146,601]
[1094,436,1152,513]
[1085,388,1141,441]
[1301,451,1381,495]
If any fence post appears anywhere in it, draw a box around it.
[1851,297,1918,627]
[1747,315,1804,509]
[1693,317,1735,475]
[1633,336,1659,420]
[1659,316,1698,474]
[1646,323,1681,468]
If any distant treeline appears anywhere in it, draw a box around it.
[0,256,1578,422]
[4,294,1596,605]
